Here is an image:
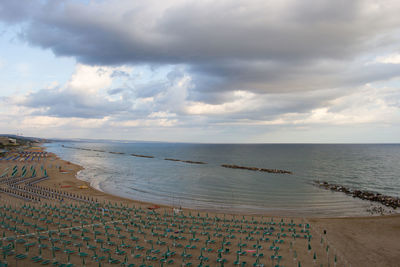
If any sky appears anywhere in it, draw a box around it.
[1,0,400,143]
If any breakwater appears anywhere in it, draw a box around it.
[62,145,297,174]
[164,158,206,164]
[131,154,154,159]
[221,164,292,174]
[314,180,400,209]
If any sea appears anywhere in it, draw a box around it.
[45,141,400,217]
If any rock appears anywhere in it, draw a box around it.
[313,180,400,210]
[220,164,292,174]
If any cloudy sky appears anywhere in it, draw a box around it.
[1,0,400,143]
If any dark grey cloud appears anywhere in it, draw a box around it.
[2,0,400,126]
[19,0,383,64]
[344,63,400,86]
[1,0,399,98]
[20,88,131,118]
[199,89,341,123]
[0,0,38,23]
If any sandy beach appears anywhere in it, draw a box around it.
[0,147,399,267]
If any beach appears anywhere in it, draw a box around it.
[0,147,399,266]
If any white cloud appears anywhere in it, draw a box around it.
[110,118,178,127]
[284,85,400,126]
[156,73,192,113]
[204,84,400,128]
[148,111,177,118]
[67,64,132,95]
[375,54,400,64]
[185,91,258,115]
[3,63,399,142]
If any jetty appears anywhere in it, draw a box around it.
[131,154,154,158]
[164,158,206,164]
[314,180,400,209]
[221,164,292,174]
[109,151,125,155]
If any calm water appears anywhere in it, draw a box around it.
[45,141,400,217]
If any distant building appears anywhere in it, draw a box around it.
[0,137,18,146]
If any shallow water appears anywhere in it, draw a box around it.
[45,141,400,217]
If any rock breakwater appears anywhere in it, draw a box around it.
[221,164,292,174]
[131,154,154,158]
[314,180,400,209]
[164,158,206,164]
[109,151,125,155]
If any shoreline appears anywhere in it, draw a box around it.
[47,146,400,220]
[57,146,397,218]
[49,144,394,219]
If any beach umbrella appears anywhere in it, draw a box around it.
[38,243,48,256]
[74,242,83,250]
[88,245,97,259]
[96,238,104,248]
[64,248,75,263]
[79,251,88,266]
[50,246,61,259]
[94,230,102,239]
[83,236,91,245]
[121,254,128,265]
[24,242,36,254]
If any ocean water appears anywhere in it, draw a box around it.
[45,141,400,217]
